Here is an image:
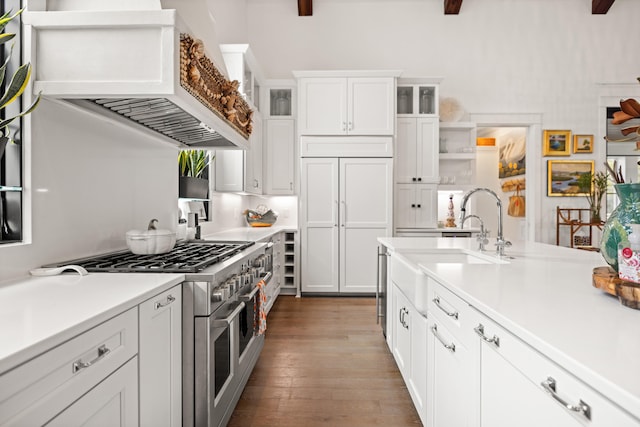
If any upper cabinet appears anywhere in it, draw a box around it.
[295,71,399,136]
[221,44,263,111]
[397,78,441,117]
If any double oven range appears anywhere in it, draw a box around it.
[45,239,273,427]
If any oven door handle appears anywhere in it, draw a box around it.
[212,301,246,327]
[239,285,261,301]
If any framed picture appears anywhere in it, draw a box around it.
[547,160,594,197]
[573,134,594,153]
[543,130,571,156]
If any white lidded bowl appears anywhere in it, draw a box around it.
[126,229,176,254]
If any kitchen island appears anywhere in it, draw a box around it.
[380,237,640,426]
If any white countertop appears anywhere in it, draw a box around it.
[0,273,183,374]
[202,225,297,242]
[379,237,640,420]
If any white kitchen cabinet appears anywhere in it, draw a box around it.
[245,113,263,194]
[297,76,395,136]
[265,119,295,194]
[472,309,640,427]
[427,279,478,427]
[396,80,440,117]
[46,357,139,427]
[215,113,263,194]
[395,183,438,229]
[391,283,428,425]
[439,122,477,190]
[300,157,393,293]
[0,309,139,426]
[396,117,439,184]
[221,44,263,111]
[139,285,182,427]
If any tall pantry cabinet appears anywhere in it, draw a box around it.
[300,157,393,293]
[295,70,399,294]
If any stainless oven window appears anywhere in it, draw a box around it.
[214,325,231,398]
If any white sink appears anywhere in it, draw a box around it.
[402,249,509,265]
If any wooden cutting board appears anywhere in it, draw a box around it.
[593,266,640,309]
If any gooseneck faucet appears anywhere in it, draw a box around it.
[459,188,511,256]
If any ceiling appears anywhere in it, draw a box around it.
[297,0,618,16]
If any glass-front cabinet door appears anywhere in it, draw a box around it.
[396,79,440,117]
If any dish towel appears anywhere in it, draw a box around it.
[254,279,267,335]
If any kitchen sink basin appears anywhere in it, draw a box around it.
[402,249,509,265]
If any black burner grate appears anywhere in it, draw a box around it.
[44,241,254,273]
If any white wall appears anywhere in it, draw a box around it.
[233,0,640,244]
[0,99,179,282]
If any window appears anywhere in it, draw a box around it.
[0,0,24,243]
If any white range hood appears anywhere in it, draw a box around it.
[23,1,250,149]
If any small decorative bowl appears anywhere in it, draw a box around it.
[245,209,278,227]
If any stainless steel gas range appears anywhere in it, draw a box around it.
[44,239,273,427]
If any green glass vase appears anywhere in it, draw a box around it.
[600,183,640,271]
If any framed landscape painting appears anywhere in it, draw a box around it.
[547,160,594,196]
[573,134,594,153]
[543,130,571,156]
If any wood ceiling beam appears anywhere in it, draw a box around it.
[444,0,463,15]
[298,0,312,16]
[592,0,616,14]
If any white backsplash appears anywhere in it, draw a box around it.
[0,99,299,283]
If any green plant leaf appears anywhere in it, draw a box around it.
[0,33,15,45]
[0,92,41,130]
[0,62,31,109]
[0,9,22,33]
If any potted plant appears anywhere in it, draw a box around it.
[578,171,608,223]
[178,149,212,199]
[0,9,41,160]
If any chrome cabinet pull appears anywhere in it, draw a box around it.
[541,377,591,420]
[154,294,176,310]
[433,296,459,320]
[73,345,110,373]
[431,324,455,352]
[474,324,500,347]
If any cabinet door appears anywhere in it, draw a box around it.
[394,184,418,229]
[47,358,139,427]
[428,318,475,427]
[340,158,393,293]
[298,77,347,135]
[396,118,418,183]
[265,119,295,194]
[415,184,438,228]
[300,158,339,292]
[416,118,439,183]
[392,284,411,378]
[244,113,263,194]
[215,150,244,192]
[348,77,395,135]
[139,285,182,427]
[409,306,428,425]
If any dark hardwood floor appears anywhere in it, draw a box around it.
[227,295,422,427]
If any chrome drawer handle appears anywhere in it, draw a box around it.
[73,345,110,373]
[154,294,176,310]
[541,377,591,420]
[433,296,459,320]
[431,324,455,353]
[474,324,500,347]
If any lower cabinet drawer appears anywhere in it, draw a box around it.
[473,309,640,426]
[428,279,474,343]
[47,356,139,427]
[0,308,138,426]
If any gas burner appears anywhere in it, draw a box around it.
[43,240,255,273]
